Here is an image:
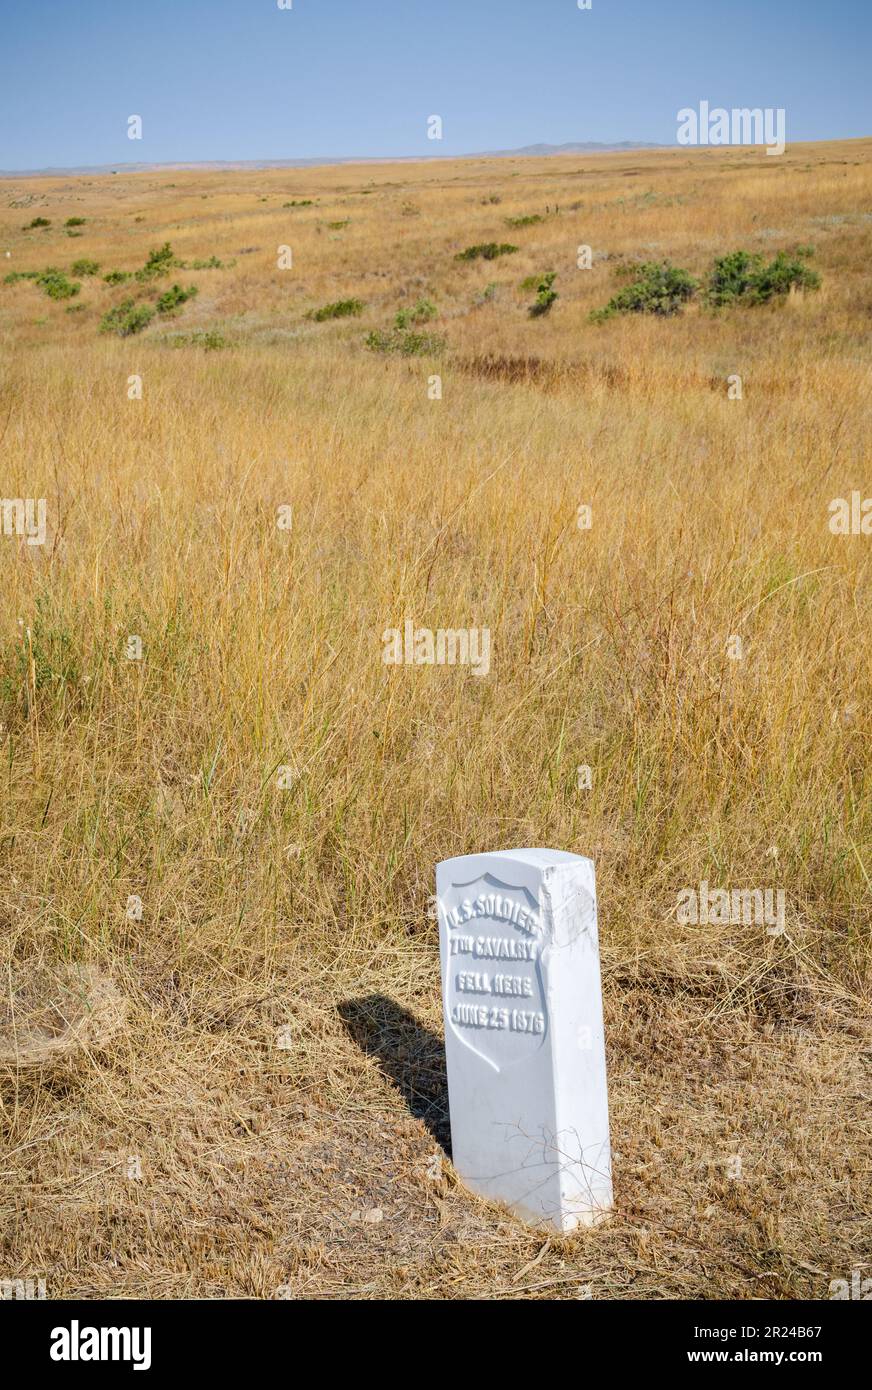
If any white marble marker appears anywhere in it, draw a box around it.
[437,848,612,1231]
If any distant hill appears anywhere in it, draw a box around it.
[0,141,661,178]
[478,140,659,158]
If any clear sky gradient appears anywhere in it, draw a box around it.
[1,0,869,171]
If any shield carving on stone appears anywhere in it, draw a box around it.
[440,871,548,1072]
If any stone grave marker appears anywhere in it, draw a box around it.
[436,848,612,1231]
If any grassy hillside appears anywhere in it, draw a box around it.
[0,140,869,1298]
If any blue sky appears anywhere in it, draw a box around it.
[1,0,869,170]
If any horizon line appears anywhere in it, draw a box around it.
[3,133,869,180]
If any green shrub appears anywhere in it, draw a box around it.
[24,217,50,229]
[3,270,41,285]
[307,298,365,322]
[103,270,131,285]
[70,258,100,277]
[135,242,177,281]
[706,249,821,306]
[748,251,821,302]
[528,271,558,318]
[610,258,649,283]
[99,299,155,336]
[326,220,350,230]
[715,249,820,306]
[36,268,81,301]
[183,256,224,269]
[456,242,518,262]
[195,330,226,350]
[394,298,436,329]
[364,327,445,356]
[505,214,543,228]
[591,260,697,320]
[155,283,199,315]
[705,250,757,305]
[65,230,84,238]
[519,274,541,292]
[65,217,86,227]
[283,200,314,208]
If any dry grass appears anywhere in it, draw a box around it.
[0,139,870,1299]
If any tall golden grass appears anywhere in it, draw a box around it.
[0,140,869,1298]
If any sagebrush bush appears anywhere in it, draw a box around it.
[196,331,226,350]
[70,259,100,277]
[705,250,757,305]
[64,217,86,228]
[592,260,698,319]
[364,327,445,355]
[456,242,518,261]
[36,268,81,301]
[307,298,365,322]
[135,243,177,282]
[156,283,199,315]
[99,299,155,336]
[528,271,558,318]
[24,217,50,229]
[394,298,436,329]
[103,270,131,285]
[707,249,821,306]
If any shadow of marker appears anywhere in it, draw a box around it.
[337,994,452,1157]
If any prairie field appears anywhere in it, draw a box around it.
[0,139,870,1299]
